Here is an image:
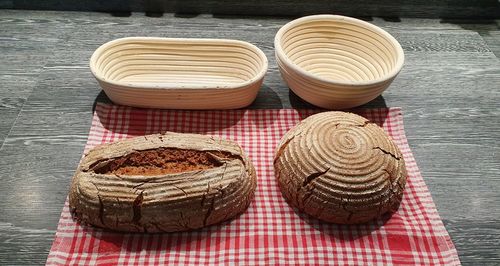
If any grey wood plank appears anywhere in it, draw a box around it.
[0,222,55,265]
[412,143,500,218]
[0,74,40,148]
[0,64,112,232]
[444,220,500,265]
[0,104,21,145]
[0,74,39,98]
[0,24,62,55]
[57,16,494,53]
[482,31,500,59]
[0,12,66,148]
[20,66,101,111]
[445,20,500,59]
[434,19,500,59]
[0,108,93,228]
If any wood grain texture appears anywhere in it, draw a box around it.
[442,20,500,59]
[0,222,55,265]
[0,10,499,265]
[0,19,62,146]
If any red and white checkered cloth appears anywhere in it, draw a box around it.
[46,103,460,265]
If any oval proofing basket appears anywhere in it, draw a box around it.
[275,15,404,109]
[90,37,268,109]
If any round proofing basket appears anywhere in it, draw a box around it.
[90,37,268,110]
[275,15,404,109]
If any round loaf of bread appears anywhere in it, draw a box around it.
[274,112,407,224]
[69,132,256,232]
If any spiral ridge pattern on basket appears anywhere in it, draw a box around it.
[274,111,407,224]
[90,37,268,109]
[275,15,404,109]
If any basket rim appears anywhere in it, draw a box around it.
[274,14,405,87]
[89,37,269,90]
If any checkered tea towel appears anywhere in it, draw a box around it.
[46,103,460,265]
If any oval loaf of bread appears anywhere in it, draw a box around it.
[69,132,256,232]
[274,111,407,224]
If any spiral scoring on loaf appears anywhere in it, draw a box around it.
[274,112,407,224]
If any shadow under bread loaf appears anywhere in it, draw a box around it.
[274,111,407,224]
[69,132,256,233]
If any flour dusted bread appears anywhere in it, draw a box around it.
[274,112,407,224]
[69,132,256,232]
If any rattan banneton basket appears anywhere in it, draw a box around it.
[90,37,268,109]
[275,15,404,109]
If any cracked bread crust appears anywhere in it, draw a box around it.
[274,111,407,224]
[69,132,256,233]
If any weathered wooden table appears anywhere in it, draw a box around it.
[0,10,499,265]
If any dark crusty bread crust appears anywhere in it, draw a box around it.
[274,112,407,224]
[69,132,256,232]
